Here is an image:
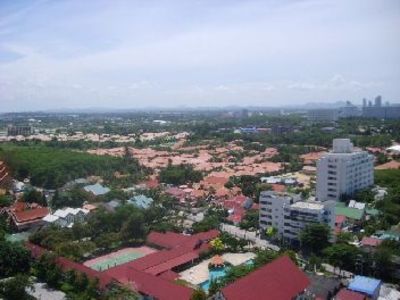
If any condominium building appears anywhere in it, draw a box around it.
[316,139,374,201]
[259,191,335,242]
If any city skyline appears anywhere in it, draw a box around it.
[1,0,399,112]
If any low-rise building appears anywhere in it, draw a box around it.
[4,202,49,231]
[43,207,89,228]
[348,276,382,300]
[217,255,310,300]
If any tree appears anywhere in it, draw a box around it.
[239,209,259,230]
[159,164,203,185]
[120,213,146,242]
[253,249,278,268]
[373,247,395,281]
[336,232,353,244]
[265,226,278,239]
[0,195,12,207]
[0,275,34,300]
[0,240,31,277]
[191,289,207,300]
[104,283,139,300]
[220,233,240,252]
[210,237,224,253]
[322,244,360,274]
[24,189,46,206]
[34,253,62,288]
[300,224,331,255]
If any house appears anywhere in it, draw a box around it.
[44,207,89,228]
[83,183,110,196]
[4,202,49,231]
[348,276,382,300]
[128,195,154,209]
[217,255,310,300]
[100,199,121,212]
[223,195,253,225]
[335,203,365,223]
[335,215,348,234]
[335,288,366,300]
[307,274,341,300]
[360,237,382,252]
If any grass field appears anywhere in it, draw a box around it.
[84,246,157,271]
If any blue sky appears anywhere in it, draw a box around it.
[0,0,399,112]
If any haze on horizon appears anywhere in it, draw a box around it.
[0,0,399,112]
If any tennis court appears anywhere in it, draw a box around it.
[84,246,157,271]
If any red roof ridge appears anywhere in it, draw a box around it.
[221,256,310,300]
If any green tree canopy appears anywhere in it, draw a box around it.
[300,223,331,255]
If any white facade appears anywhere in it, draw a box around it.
[44,207,89,228]
[259,191,335,242]
[259,191,335,240]
[316,139,374,201]
[282,200,335,242]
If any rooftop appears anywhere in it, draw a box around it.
[335,205,364,221]
[335,288,366,300]
[291,201,324,210]
[221,256,309,300]
[348,276,382,296]
[83,183,110,195]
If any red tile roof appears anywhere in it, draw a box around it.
[221,256,310,300]
[335,288,366,300]
[147,231,190,249]
[13,207,49,223]
[375,160,400,170]
[360,237,382,247]
[105,266,193,300]
[271,183,286,192]
[157,270,179,281]
[25,243,113,290]
[335,215,347,224]
[145,251,199,275]
[204,176,229,185]
[57,257,114,289]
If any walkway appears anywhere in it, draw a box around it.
[220,223,280,251]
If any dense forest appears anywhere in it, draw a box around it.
[0,145,146,189]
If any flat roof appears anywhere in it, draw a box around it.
[291,201,324,210]
[348,276,381,296]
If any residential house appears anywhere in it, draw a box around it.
[348,276,382,300]
[43,207,89,228]
[128,195,154,209]
[4,202,49,231]
[83,183,110,196]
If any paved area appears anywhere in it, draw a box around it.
[27,283,66,300]
[179,258,212,285]
[220,223,280,251]
[178,252,256,285]
[322,263,353,278]
[222,252,256,266]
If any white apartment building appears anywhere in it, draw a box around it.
[316,139,374,201]
[259,191,335,242]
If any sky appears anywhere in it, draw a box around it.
[0,0,399,112]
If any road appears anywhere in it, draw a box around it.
[220,223,280,251]
[322,263,354,278]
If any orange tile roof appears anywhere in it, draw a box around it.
[375,160,400,170]
[13,207,49,223]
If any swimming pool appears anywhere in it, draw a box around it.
[199,268,228,291]
[199,259,254,292]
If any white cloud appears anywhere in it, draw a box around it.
[0,0,399,111]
